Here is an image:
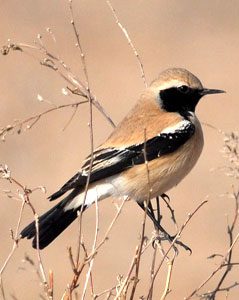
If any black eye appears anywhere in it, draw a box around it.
[178,85,190,94]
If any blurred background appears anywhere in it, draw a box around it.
[0,0,238,299]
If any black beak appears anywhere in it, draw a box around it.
[200,88,226,96]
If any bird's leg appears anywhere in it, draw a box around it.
[148,199,162,229]
[153,196,178,252]
[137,199,174,239]
[137,198,192,253]
[160,193,178,230]
[155,196,162,224]
[137,200,178,253]
[158,194,192,253]
[137,200,166,233]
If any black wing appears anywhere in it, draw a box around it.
[49,121,195,201]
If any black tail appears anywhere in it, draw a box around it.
[21,190,86,249]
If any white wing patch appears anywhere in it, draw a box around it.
[160,119,192,135]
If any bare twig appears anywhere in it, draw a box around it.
[160,255,175,300]
[69,0,90,87]
[63,4,97,296]
[0,166,50,298]
[88,198,127,260]
[0,100,88,141]
[147,237,158,300]
[65,199,126,299]
[93,286,116,299]
[62,104,79,131]
[186,231,239,299]
[147,200,208,299]
[129,129,152,300]
[64,242,88,299]
[48,270,54,300]
[81,197,99,300]
[187,132,239,299]
[1,41,116,130]
[106,0,147,87]
[113,246,140,300]
[0,198,25,300]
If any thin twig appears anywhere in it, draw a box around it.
[0,167,50,298]
[65,242,88,299]
[129,129,152,300]
[88,198,126,260]
[147,200,208,299]
[48,270,54,300]
[185,230,239,299]
[187,133,239,299]
[65,3,97,295]
[147,238,158,300]
[93,286,116,299]
[106,0,147,87]
[62,104,79,131]
[0,100,88,140]
[113,246,140,300]
[81,195,100,300]
[160,254,176,300]
[0,198,25,300]
[1,41,116,130]
[69,0,90,87]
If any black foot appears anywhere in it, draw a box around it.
[137,196,192,254]
[152,232,192,254]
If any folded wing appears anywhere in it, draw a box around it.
[49,120,195,201]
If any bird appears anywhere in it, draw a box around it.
[21,68,225,249]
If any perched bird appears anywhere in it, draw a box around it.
[21,68,224,249]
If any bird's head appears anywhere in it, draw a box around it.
[150,68,225,114]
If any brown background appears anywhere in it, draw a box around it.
[0,1,239,299]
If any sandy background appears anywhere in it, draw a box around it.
[0,1,239,299]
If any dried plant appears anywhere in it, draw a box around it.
[1,2,238,300]
[186,132,239,300]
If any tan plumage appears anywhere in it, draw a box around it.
[103,94,182,147]
[21,68,225,249]
[98,68,205,200]
[112,116,203,201]
[103,68,203,147]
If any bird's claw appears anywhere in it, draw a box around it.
[161,193,170,202]
[152,233,192,254]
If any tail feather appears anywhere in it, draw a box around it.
[21,189,86,249]
[48,173,85,201]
